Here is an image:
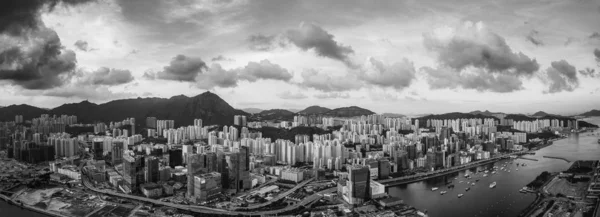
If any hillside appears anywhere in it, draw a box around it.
[242,108,263,114]
[0,91,248,126]
[579,109,600,117]
[469,110,504,116]
[532,111,550,117]
[382,113,405,118]
[297,106,331,115]
[322,106,374,117]
[252,109,296,121]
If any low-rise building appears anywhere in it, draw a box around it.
[140,183,163,198]
[281,168,304,183]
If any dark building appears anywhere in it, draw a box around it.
[146,117,157,129]
[111,142,123,165]
[348,166,370,204]
[168,149,183,167]
[123,155,145,191]
[406,144,417,160]
[93,140,103,160]
[377,159,390,179]
[145,156,159,183]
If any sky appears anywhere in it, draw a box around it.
[1,0,600,115]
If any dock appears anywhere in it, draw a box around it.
[543,156,571,163]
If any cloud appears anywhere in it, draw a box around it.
[299,69,362,92]
[526,30,544,46]
[313,92,350,99]
[422,67,524,92]
[156,55,207,81]
[0,0,94,36]
[541,60,579,93]
[247,34,284,51]
[78,67,134,86]
[590,32,600,40]
[236,60,293,82]
[74,40,89,51]
[142,70,156,80]
[41,85,135,101]
[0,28,77,90]
[579,68,596,78]
[595,48,600,62]
[423,21,539,75]
[211,55,234,62]
[286,22,354,64]
[359,57,416,90]
[196,64,239,89]
[277,91,307,99]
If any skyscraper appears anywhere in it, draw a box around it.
[347,166,370,204]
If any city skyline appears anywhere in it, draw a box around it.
[2,0,600,114]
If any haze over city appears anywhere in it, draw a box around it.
[1,0,600,115]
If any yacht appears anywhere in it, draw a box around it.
[484,170,489,173]
[516,168,519,171]
[458,194,464,198]
[483,174,488,177]
[465,187,470,191]
[490,182,497,188]
[440,191,447,195]
[471,183,476,186]
[431,187,439,191]
[464,174,470,178]
[492,171,496,174]
[475,179,480,182]
[508,170,511,173]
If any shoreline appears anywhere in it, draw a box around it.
[0,192,66,217]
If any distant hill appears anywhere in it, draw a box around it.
[252,109,296,121]
[297,106,331,115]
[381,113,405,118]
[532,111,550,117]
[419,112,495,121]
[242,108,263,114]
[288,109,301,113]
[579,109,600,117]
[322,106,375,117]
[469,110,504,116]
[0,91,249,126]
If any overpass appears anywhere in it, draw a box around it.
[379,151,528,187]
[232,178,314,211]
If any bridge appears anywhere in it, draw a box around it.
[379,151,529,187]
[542,156,571,163]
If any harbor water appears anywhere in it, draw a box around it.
[387,118,600,217]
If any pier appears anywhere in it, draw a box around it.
[543,156,571,163]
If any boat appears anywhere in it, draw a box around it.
[508,170,511,173]
[597,138,600,144]
[458,194,464,198]
[459,181,463,183]
[475,179,480,182]
[471,183,475,186]
[465,187,470,191]
[516,168,519,171]
[484,170,489,173]
[492,171,496,174]
[447,184,455,188]
[454,177,458,180]
[431,187,439,191]
[483,174,488,177]
[440,191,447,195]
[464,174,470,178]
[490,182,497,188]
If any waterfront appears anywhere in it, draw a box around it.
[388,118,600,217]
[0,199,48,217]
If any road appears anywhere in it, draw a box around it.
[82,175,327,216]
[379,151,529,186]
[232,178,315,211]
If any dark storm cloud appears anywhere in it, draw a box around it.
[594,48,600,62]
[74,40,89,51]
[196,64,239,89]
[285,23,354,64]
[423,23,540,75]
[526,30,544,46]
[79,67,134,86]
[0,29,77,89]
[277,91,308,100]
[542,60,579,93]
[0,0,95,36]
[422,67,524,93]
[156,55,207,81]
[236,60,293,82]
[590,32,600,40]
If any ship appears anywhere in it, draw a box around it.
[431,187,439,191]
[483,174,488,177]
[490,182,497,188]
[458,194,464,198]
[465,187,470,191]
[492,171,496,174]
[471,183,476,186]
[440,191,447,195]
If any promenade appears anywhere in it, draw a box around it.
[379,151,529,187]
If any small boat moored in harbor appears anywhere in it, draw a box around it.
[440,191,447,195]
[490,182,497,188]
[431,187,439,191]
[458,194,464,198]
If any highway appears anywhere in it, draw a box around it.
[379,151,529,186]
[232,178,315,211]
[82,175,327,216]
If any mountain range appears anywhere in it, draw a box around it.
[0,92,248,127]
[579,109,600,117]
[241,108,263,114]
[297,106,331,115]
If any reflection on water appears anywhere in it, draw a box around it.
[387,128,600,217]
